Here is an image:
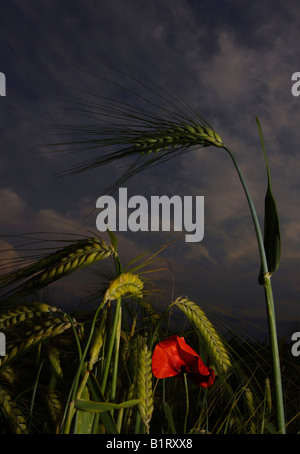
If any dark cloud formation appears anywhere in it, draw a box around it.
[0,0,300,339]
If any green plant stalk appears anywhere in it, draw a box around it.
[64,313,83,360]
[183,373,189,434]
[134,410,142,434]
[116,402,124,433]
[221,387,243,434]
[223,146,285,434]
[196,388,208,433]
[101,244,123,397]
[73,371,93,434]
[110,305,122,402]
[58,315,83,433]
[261,389,267,434]
[263,277,285,433]
[28,360,44,432]
[62,300,107,433]
[100,297,122,395]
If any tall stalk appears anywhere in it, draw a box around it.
[223,146,285,434]
[101,231,123,397]
[183,373,189,434]
[100,297,122,395]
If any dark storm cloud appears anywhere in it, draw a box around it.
[0,0,299,336]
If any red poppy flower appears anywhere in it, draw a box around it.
[151,335,215,388]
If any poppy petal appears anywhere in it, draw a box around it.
[151,335,215,388]
[176,337,211,376]
[189,367,216,388]
[152,335,184,378]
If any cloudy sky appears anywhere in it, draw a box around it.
[0,0,300,340]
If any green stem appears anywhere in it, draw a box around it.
[62,300,106,433]
[183,373,189,434]
[28,360,44,432]
[223,146,285,434]
[134,410,142,434]
[64,313,83,360]
[223,147,268,272]
[101,249,123,397]
[110,304,122,401]
[101,297,122,394]
[264,277,285,433]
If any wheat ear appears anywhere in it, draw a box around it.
[171,296,231,374]
[0,302,57,330]
[264,377,272,418]
[47,345,64,379]
[0,315,71,370]
[103,272,143,304]
[244,386,256,434]
[134,123,223,155]
[136,341,154,433]
[51,63,225,193]
[137,297,161,322]
[0,365,15,384]
[1,237,115,302]
[40,385,63,425]
[0,386,28,433]
[88,306,107,371]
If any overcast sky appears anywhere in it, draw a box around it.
[0,0,300,340]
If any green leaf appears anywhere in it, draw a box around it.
[74,384,95,434]
[107,228,118,252]
[263,420,277,434]
[163,403,177,434]
[107,228,123,275]
[74,398,141,413]
[256,117,281,284]
[87,373,119,434]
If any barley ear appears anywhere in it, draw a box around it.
[0,302,57,330]
[1,237,115,303]
[88,306,107,371]
[0,366,16,384]
[0,386,28,433]
[136,341,154,433]
[135,123,224,155]
[0,315,71,371]
[47,345,63,379]
[103,272,143,304]
[171,296,231,374]
[244,386,257,434]
[137,298,161,322]
[43,386,63,425]
[264,377,272,418]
